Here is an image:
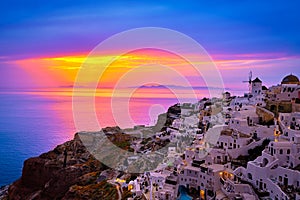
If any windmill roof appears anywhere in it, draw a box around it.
[252,77,262,83]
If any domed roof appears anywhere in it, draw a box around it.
[281,74,299,84]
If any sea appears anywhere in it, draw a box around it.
[0,91,188,186]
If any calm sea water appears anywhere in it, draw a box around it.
[0,92,181,186]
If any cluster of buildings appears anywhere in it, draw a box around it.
[114,74,300,200]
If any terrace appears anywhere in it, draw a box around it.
[220,129,251,138]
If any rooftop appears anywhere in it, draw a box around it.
[221,129,251,138]
[252,77,262,83]
[281,74,299,85]
[201,163,225,172]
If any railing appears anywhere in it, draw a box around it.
[240,179,268,199]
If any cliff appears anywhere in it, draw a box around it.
[5,104,181,200]
[6,133,122,200]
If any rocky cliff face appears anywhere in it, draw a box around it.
[7,133,118,200]
[6,105,181,200]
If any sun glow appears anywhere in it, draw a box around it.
[14,49,213,98]
[13,50,297,98]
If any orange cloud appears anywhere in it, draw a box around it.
[14,50,298,97]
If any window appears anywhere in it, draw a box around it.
[248,173,253,180]
[280,149,283,154]
[207,190,214,197]
[285,132,288,136]
[279,176,282,182]
[287,149,290,154]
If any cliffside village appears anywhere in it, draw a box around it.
[104,74,300,200]
[5,74,300,200]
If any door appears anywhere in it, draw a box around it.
[284,177,288,186]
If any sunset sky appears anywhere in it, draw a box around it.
[2,0,300,188]
[1,0,300,95]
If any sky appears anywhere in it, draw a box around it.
[2,0,300,186]
[1,0,300,95]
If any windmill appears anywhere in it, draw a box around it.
[242,71,252,93]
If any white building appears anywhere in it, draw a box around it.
[179,163,225,199]
[235,127,300,200]
[250,77,263,97]
[266,74,300,102]
[154,174,178,200]
[216,128,252,150]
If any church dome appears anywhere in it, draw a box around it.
[281,74,299,84]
